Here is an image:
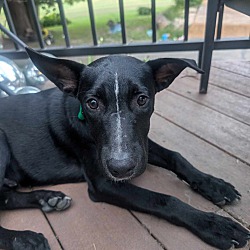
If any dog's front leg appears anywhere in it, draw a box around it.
[88,177,249,249]
[0,190,71,249]
[0,226,50,250]
[0,190,71,212]
[148,139,241,205]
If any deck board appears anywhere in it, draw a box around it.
[149,114,250,226]
[212,61,250,78]
[168,75,250,125]
[209,67,250,96]
[43,184,163,250]
[0,208,62,250]
[155,90,250,164]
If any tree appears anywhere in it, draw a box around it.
[6,0,83,42]
[7,1,36,42]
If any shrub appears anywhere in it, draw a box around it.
[164,0,202,21]
[175,0,203,8]
[138,7,151,16]
[40,13,71,27]
[190,0,203,7]
[160,23,183,40]
[163,6,182,21]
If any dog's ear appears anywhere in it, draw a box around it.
[147,58,204,92]
[26,47,85,96]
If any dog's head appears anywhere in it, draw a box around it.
[26,48,203,182]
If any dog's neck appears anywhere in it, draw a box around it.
[78,105,84,120]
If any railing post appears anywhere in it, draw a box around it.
[0,23,27,49]
[57,0,71,47]
[198,48,202,68]
[29,0,45,49]
[199,0,218,94]
[118,0,126,44]
[184,0,189,41]
[3,0,20,50]
[216,1,225,40]
[87,0,98,46]
[151,0,156,43]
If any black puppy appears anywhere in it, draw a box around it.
[0,48,249,250]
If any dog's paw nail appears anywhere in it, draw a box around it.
[224,196,231,203]
[48,197,59,207]
[215,200,226,206]
[236,194,241,200]
[65,196,72,201]
[231,240,239,246]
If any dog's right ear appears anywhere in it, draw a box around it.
[147,58,203,92]
[26,47,85,96]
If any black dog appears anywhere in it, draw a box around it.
[0,48,249,250]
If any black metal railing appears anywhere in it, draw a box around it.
[199,0,249,93]
[0,0,199,56]
[0,0,249,93]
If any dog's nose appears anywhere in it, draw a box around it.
[107,158,135,178]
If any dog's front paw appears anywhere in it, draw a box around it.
[38,191,72,212]
[12,230,50,250]
[194,212,250,250]
[190,174,241,205]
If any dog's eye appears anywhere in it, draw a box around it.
[137,95,148,106]
[87,99,99,109]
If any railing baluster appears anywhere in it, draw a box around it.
[87,0,98,46]
[0,23,27,49]
[118,0,126,44]
[57,0,71,47]
[29,0,45,49]
[151,0,156,43]
[3,0,19,50]
[200,0,218,93]
[216,3,224,40]
[184,0,189,41]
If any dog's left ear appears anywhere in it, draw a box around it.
[147,58,203,92]
[26,47,85,96]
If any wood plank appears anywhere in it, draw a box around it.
[168,76,250,125]
[44,183,163,250]
[0,209,61,250]
[209,67,250,96]
[131,166,218,250]
[148,114,250,226]
[154,90,250,164]
[212,61,250,78]
[129,114,250,250]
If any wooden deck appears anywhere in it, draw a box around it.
[1,60,250,250]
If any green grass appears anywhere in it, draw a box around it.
[1,0,182,47]
[40,0,177,46]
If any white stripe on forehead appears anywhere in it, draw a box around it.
[114,72,122,154]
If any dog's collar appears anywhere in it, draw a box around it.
[78,105,85,120]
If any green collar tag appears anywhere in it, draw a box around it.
[78,105,84,120]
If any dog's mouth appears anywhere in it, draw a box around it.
[105,168,138,183]
[107,173,134,183]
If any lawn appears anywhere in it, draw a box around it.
[0,0,181,48]
[39,0,176,46]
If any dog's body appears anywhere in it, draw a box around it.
[0,49,249,250]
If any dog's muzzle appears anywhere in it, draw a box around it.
[106,158,136,179]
